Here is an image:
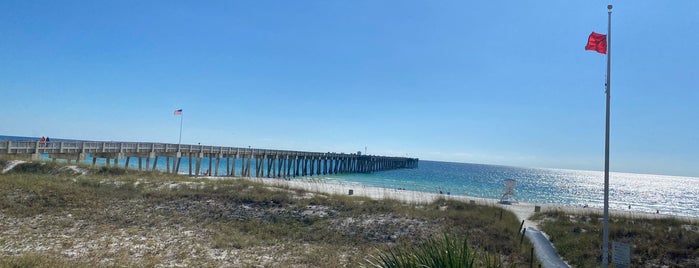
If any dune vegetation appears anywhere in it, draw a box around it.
[0,159,537,267]
[531,210,699,267]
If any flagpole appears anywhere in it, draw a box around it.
[178,112,183,146]
[602,4,612,268]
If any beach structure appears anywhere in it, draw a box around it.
[0,139,418,177]
[498,179,516,204]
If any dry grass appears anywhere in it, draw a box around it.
[1,160,535,267]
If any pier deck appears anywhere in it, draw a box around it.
[0,140,418,177]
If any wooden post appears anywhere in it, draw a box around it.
[286,155,292,177]
[294,155,300,177]
[188,154,193,176]
[214,155,220,176]
[231,154,237,176]
[245,153,252,177]
[152,156,158,171]
[175,156,181,174]
[276,155,282,178]
[266,155,273,178]
[336,157,341,174]
[255,157,262,177]
[302,156,307,176]
[317,157,322,175]
[240,157,246,177]
[208,155,213,176]
[242,155,246,177]
[309,156,315,176]
[326,156,332,174]
[195,156,202,177]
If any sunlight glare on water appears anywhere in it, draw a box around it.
[331,161,699,218]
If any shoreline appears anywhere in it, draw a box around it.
[7,155,696,219]
[2,159,693,224]
[206,175,697,228]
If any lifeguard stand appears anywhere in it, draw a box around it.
[499,179,516,204]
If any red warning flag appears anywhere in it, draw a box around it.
[585,32,607,54]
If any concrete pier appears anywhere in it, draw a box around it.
[0,140,418,177]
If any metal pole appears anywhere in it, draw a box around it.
[602,4,612,268]
[178,112,183,145]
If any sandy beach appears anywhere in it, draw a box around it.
[212,175,694,229]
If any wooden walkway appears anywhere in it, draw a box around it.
[0,140,418,177]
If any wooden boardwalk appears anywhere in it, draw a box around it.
[0,140,418,177]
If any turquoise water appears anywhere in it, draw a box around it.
[328,161,699,218]
[2,136,697,218]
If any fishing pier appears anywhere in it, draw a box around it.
[0,140,418,177]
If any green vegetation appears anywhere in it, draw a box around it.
[365,234,509,268]
[0,160,536,267]
[532,210,699,267]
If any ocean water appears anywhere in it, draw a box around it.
[328,161,699,218]
[2,135,697,218]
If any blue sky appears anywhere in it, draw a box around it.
[1,1,697,177]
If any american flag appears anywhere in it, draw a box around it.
[174,109,183,115]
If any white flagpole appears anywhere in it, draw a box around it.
[602,4,612,268]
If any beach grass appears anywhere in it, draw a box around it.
[364,234,511,268]
[531,210,699,267]
[0,160,537,267]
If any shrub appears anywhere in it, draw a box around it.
[96,166,127,175]
[365,234,507,268]
[537,211,699,267]
[8,162,57,174]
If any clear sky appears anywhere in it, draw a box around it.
[1,1,697,177]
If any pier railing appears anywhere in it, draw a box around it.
[0,140,418,177]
